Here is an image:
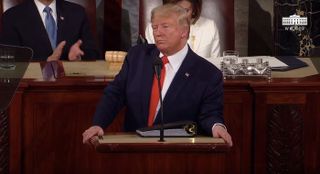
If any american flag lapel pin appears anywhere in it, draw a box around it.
[185,72,190,77]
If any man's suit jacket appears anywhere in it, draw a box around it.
[0,0,99,60]
[93,44,224,135]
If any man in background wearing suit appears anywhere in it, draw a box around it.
[83,4,232,146]
[0,0,100,61]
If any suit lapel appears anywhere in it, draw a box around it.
[141,47,160,125]
[28,1,53,54]
[56,0,65,44]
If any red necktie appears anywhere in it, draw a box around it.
[148,56,169,126]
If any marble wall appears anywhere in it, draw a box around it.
[231,0,320,57]
[274,0,320,56]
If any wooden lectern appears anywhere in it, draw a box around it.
[93,134,231,174]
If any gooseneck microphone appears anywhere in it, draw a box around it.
[153,58,162,80]
[153,57,165,142]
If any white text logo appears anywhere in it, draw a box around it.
[282,14,307,31]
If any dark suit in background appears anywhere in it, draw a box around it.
[93,44,224,135]
[0,0,99,60]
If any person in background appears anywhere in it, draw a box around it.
[0,0,100,61]
[83,4,232,146]
[145,0,220,59]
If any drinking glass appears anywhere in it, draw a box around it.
[223,50,239,64]
[0,49,16,70]
[255,58,267,74]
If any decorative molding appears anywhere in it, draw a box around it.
[0,110,8,174]
[267,105,304,174]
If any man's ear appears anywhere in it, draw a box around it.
[181,28,189,38]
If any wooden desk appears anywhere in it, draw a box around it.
[4,59,320,174]
[95,134,227,152]
[92,134,229,174]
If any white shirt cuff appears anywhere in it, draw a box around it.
[212,123,227,131]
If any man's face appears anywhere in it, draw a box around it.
[152,14,187,56]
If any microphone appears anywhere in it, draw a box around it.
[137,34,148,45]
[153,57,165,142]
[153,57,162,80]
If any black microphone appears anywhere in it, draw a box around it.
[153,57,162,80]
[153,57,165,142]
[137,34,148,45]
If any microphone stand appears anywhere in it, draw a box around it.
[153,58,165,142]
[157,73,165,142]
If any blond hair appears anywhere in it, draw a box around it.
[151,4,190,29]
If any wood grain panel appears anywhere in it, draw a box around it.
[0,110,8,174]
[8,89,24,174]
[266,93,306,104]
[254,88,320,174]
[304,93,320,174]
[267,105,304,174]
[22,90,109,174]
[84,152,227,174]
[224,90,252,174]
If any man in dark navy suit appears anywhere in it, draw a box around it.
[0,0,99,60]
[83,4,232,146]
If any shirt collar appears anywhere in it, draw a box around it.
[159,44,189,73]
[34,0,57,15]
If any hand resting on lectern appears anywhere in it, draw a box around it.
[82,126,104,145]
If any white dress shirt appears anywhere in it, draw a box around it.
[34,0,57,29]
[145,16,221,59]
[153,44,188,121]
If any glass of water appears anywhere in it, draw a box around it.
[223,50,239,64]
[0,49,16,70]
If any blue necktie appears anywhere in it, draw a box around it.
[44,6,57,49]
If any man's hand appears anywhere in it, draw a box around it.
[212,125,233,147]
[47,41,66,61]
[82,126,104,145]
[68,39,84,61]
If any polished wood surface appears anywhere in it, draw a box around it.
[5,60,320,174]
[94,134,227,152]
[93,134,230,174]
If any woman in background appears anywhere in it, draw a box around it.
[145,0,220,58]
